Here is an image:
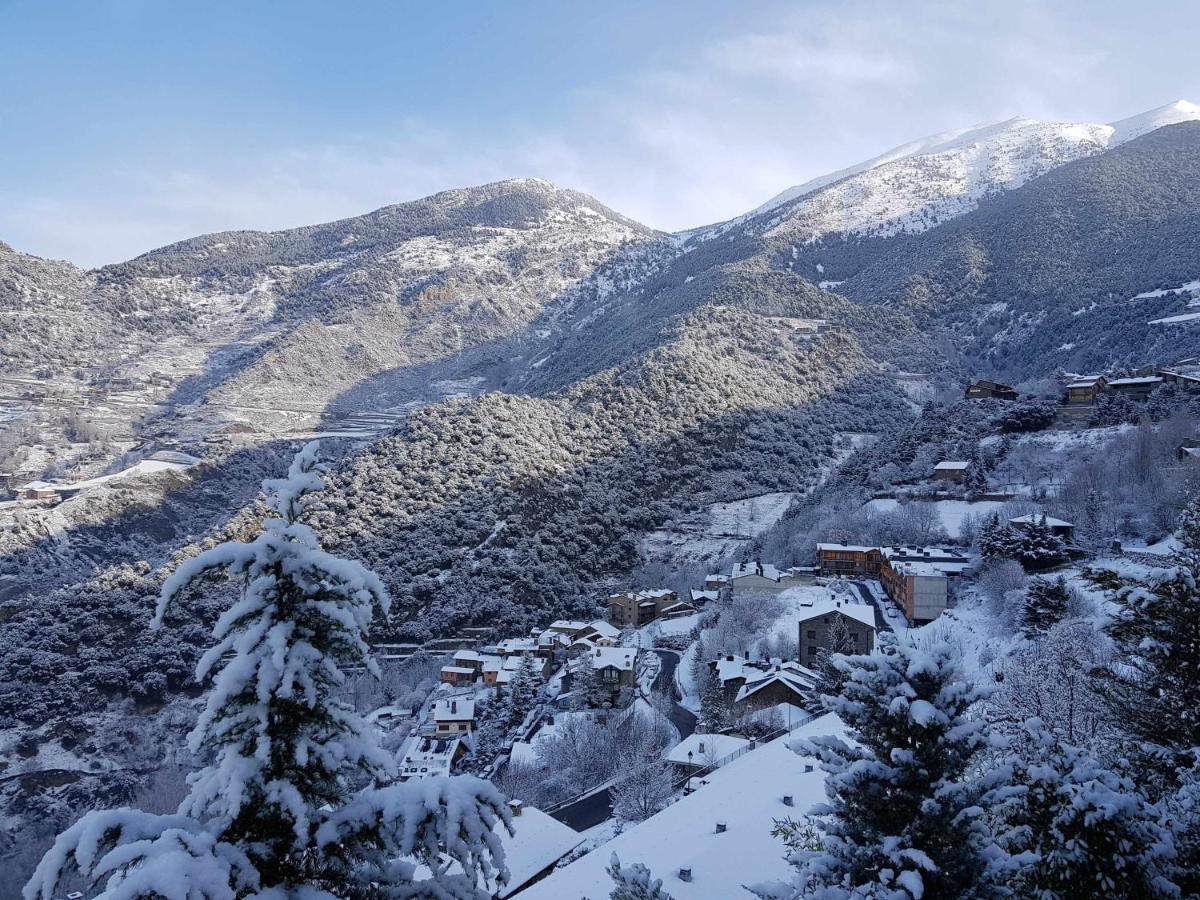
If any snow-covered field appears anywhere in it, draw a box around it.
[863,497,1006,539]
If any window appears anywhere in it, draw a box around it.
[807,630,816,639]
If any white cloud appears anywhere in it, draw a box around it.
[4,0,1198,266]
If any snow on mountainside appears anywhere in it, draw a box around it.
[695,100,1200,246]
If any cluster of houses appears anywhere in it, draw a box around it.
[606,589,695,627]
[815,543,972,624]
[1066,362,1200,404]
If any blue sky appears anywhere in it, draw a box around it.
[3,0,1199,266]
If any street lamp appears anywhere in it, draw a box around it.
[686,750,694,794]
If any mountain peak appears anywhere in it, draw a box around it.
[1107,99,1200,146]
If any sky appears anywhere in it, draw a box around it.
[3,0,1199,267]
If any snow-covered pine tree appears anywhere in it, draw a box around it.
[804,615,856,709]
[574,650,610,709]
[25,442,511,900]
[1093,561,1200,788]
[506,654,541,727]
[697,665,732,733]
[466,697,508,775]
[995,718,1178,898]
[1020,576,1071,638]
[604,853,674,900]
[754,634,1008,900]
[1178,492,1200,560]
[1014,515,1066,569]
[978,513,1024,562]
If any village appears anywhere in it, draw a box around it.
[352,361,1200,898]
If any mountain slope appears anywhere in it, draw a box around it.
[695,100,1200,249]
[814,121,1200,378]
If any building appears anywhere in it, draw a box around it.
[703,573,731,592]
[666,733,751,774]
[1158,362,1200,388]
[1106,375,1164,400]
[518,714,847,900]
[399,736,465,780]
[964,380,1018,401]
[880,560,948,625]
[734,663,816,713]
[797,600,877,667]
[607,589,682,626]
[933,460,971,483]
[439,665,476,685]
[729,561,806,594]
[16,480,62,502]
[815,543,883,578]
[1009,513,1075,541]
[544,620,593,639]
[432,697,476,737]
[590,646,638,695]
[690,588,720,605]
[1178,439,1200,463]
[1066,375,1106,404]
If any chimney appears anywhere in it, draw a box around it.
[782,795,794,807]
[679,868,693,882]
[509,799,523,817]
[715,822,727,834]
[450,700,457,714]
[804,764,814,773]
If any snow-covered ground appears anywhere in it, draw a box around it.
[520,712,848,900]
[639,491,797,567]
[863,498,1006,539]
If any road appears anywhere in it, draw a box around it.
[550,649,698,832]
[650,649,697,740]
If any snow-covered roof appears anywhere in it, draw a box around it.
[17,480,56,491]
[640,588,675,599]
[796,599,877,630]
[452,649,482,662]
[520,713,848,900]
[1009,513,1074,528]
[400,736,461,769]
[732,561,788,581]
[495,808,586,898]
[880,546,969,562]
[816,542,876,553]
[592,646,636,672]
[690,589,720,602]
[934,460,971,470]
[432,697,475,722]
[705,574,730,584]
[1067,375,1105,387]
[536,630,570,647]
[440,665,476,676]
[1108,376,1163,386]
[666,733,751,766]
[889,561,950,578]
[1183,447,1200,458]
[735,668,814,705]
[583,620,620,640]
[547,619,590,632]
[496,637,536,653]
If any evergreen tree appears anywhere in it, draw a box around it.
[996,719,1177,899]
[506,654,541,728]
[978,513,1024,561]
[804,615,856,709]
[1093,562,1200,788]
[1178,492,1200,560]
[1020,576,1071,638]
[757,634,1008,899]
[25,443,511,900]
[1015,515,1067,568]
[605,854,674,900]
[466,698,508,775]
[574,650,611,709]
[698,666,732,733]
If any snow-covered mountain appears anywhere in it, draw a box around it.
[694,100,1200,245]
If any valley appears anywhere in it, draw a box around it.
[3,98,1200,899]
